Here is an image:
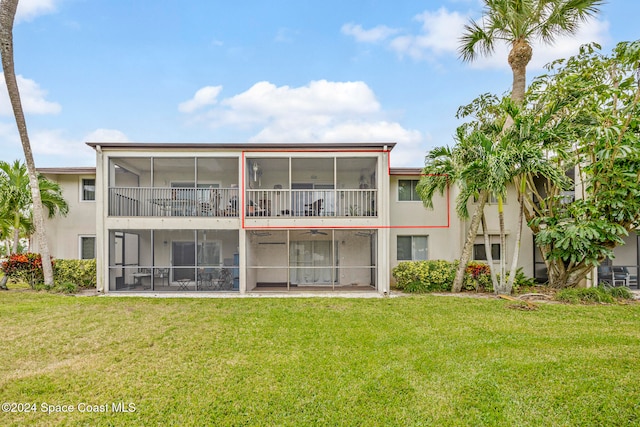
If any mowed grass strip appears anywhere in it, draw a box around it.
[1,292,639,426]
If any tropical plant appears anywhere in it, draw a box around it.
[0,0,56,286]
[419,95,569,294]
[452,0,603,292]
[521,41,640,288]
[0,160,68,251]
[459,0,604,103]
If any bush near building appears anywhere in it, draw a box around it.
[392,260,534,294]
[1,254,96,292]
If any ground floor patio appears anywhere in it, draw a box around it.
[105,228,381,293]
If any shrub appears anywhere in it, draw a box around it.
[392,260,457,292]
[53,259,97,289]
[0,253,50,288]
[555,285,633,304]
[463,262,492,292]
[607,285,633,300]
[53,282,79,294]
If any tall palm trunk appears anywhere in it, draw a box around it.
[0,0,54,286]
[11,209,20,252]
[508,39,532,104]
[481,211,498,290]
[452,189,488,292]
[507,178,527,292]
[496,195,507,294]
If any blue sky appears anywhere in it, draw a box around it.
[1,0,638,167]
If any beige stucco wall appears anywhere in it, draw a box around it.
[388,176,536,282]
[37,173,97,260]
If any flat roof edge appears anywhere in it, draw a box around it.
[37,167,96,175]
[86,142,397,151]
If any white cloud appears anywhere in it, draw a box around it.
[84,128,130,143]
[348,7,610,70]
[389,8,468,59]
[341,23,399,43]
[178,86,222,113]
[182,80,424,166]
[30,129,95,165]
[222,80,380,117]
[0,74,61,115]
[16,0,57,23]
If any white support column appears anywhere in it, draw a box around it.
[378,149,390,294]
[95,146,105,293]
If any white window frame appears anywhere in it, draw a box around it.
[397,235,428,261]
[397,179,421,202]
[473,236,501,261]
[80,176,96,202]
[79,235,96,259]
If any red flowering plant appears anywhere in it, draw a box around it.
[1,253,53,288]
[463,261,492,292]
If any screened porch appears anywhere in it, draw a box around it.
[246,229,378,292]
[107,229,239,292]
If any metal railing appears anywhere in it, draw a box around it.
[108,187,378,218]
[108,187,239,217]
[245,189,377,217]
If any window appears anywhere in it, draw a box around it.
[473,243,501,261]
[398,179,420,201]
[82,178,95,201]
[397,236,428,261]
[473,193,500,204]
[80,236,96,259]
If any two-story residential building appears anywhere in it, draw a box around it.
[35,141,638,293]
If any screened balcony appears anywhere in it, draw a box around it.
[245,156,378,218]
[107,157,239,217]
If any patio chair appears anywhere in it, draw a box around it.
[199,189,220,216]
[598,265,629,287]
[153,267,169,287]
[304,199,323,216]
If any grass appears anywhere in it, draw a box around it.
[1,292,640,426]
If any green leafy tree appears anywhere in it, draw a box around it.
[0,0,57,286]
[419,95,569,294]
[522,41,640,288]
[0,160,68,289]
[452,0,603,292]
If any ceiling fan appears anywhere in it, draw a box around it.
[250,230,272,237]
[302,229,328,235]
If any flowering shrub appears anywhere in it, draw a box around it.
[1,253,52,288]
[463,262,492,292]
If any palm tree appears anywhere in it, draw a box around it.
[417,129,494,293]
[0,160,68,252]
[459,0,604,103]
[0,0,56,286]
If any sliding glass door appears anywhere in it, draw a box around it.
[289,240,335,286]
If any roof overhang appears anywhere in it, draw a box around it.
[37,167,96,175]
[86,142,397,151]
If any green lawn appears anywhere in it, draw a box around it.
[1,292,639,426]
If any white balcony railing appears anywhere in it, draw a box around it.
[108,187,240,217]
[245,189,377,217]
[108,187,378,218]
